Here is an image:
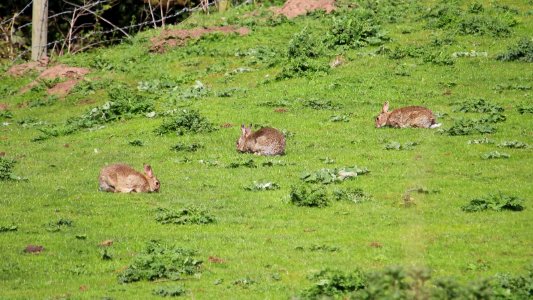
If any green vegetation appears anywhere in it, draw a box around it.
[462,193,525,212]
[1,0,532,298]
[155,207,216,225]
[118,241,202,283]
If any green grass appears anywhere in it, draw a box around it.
[1,0,532,298]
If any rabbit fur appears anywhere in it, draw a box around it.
[98,163,160,193]
[375,101,441,128]
[236,125,286,156]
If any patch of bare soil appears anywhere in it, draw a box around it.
[0,103,8,111]
[20,64,90,97]
[6,56,49,76]
[24,244,44,254]
[273,0,336,19]
[150,26,250,53]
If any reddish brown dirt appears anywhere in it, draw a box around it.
[99,239,113,247]
[24,245,44,253]
[273,0,336,19]
[274,108,288,113]
[369,241,383,248]
[6,56,49,76]
[220,123,234,128]
[19,64,90,97]
[208,256,226,264]
[150,26,250,53]
[0,103,8,111]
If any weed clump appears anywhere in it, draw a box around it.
[301,99,342,110]
[298,265,533,299]
[333,188,372,204]
[227,159,257,169]
[287,27,322,59]
[496,38,533,62]
[300,166,369,184]
[152,286,186,297]
[243,181,280,191]
[32,84,154,141]
[498,141,528,149]
[128,139,144,147]
[299,268,366,298]
[453,99,503,113]
[0,224,18,233]
[155,207,215,225]
[517,104,533,114]
[462,193,524,212]
[0,157,24,181]
[440,119,495,136]
[325,12,389,49]
[277,28,329,79]
[170,142,204,152]
[383,141,419,150]
[482,151,510,159]
[424,3,516,37]
[155,110,217,135]
[289,185,330,207]
[468,137,494,145]
[74,84,154,126]
[118,240,202,283]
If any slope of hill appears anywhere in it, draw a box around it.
[1,1,532,298]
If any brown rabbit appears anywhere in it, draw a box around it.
[98,163,160,193]
[375,101,441,128]
[236,125,286,156]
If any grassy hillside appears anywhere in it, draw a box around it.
[1,0,532,298]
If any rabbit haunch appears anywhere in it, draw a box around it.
[98,163,160,193]
[236,125,286,156]
[375,101,441,129]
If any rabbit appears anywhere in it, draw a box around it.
[98,163,160,193]
[375,101,441,129]
[236,124,286,156]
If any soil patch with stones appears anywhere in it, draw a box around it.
[19,64,90,97]
[273,0,336,19]
[6,56,50,76]
[150,26,250,53]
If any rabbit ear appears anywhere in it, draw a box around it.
[144,164,154,178]
[382,101,389,113]
[241,124,246,134]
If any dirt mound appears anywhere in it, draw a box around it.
[20,64,90,97]
[6,56,49,76]
[274,0,336,19]
[150,26,250,53]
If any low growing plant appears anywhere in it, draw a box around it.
[517,104,533,114]
[155,110,217,135]
[482,151,510,159]
[383,141,419,150]
[453,99,504,113]
[243,181,280,191]
[333,188,372,204]
[0,224,18,233]
[155,207,215,225]
[440,118,496,136]
[118,240,202,283]
[300,166,369,185]
[0,157,23,181]
[498,141,528,149]
[289,185,330,207]
[152,286,187,297]
[170,142,204,152]
[496,38,533,62]
[462,193,525,212]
